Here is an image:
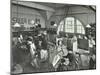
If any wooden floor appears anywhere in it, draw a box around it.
[11,45,92,74]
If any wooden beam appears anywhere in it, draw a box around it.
[89,6,96,12]
[54,12,95,16]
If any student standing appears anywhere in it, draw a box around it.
[72,35,78,54]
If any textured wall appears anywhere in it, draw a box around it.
[11,4,46,28]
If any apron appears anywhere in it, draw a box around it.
[40,49,48,60]
[29,43,36,59]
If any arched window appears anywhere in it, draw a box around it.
[58,17,85,34]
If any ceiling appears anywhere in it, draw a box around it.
[12,0,96,12]
[32,2,68,8]
[12,0,75,9]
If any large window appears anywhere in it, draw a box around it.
[58,17,85,34]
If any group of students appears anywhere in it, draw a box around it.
[21,30,49,67]
[12,30,50,73]
[52,34,80,71]
[53,34,96,71]
[12,29,96,73]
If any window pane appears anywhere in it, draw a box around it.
[58,17,85,34]
[76,20,82,25]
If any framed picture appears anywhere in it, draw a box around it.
[11,0,96,74]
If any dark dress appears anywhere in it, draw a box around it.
[89,57,96,69]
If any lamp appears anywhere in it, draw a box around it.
[86,7,91,28]
[13,1,20,28]
[13,22,21,27]
[86,24,91,28]
[31,20,35,25]
[54,23,57,27]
